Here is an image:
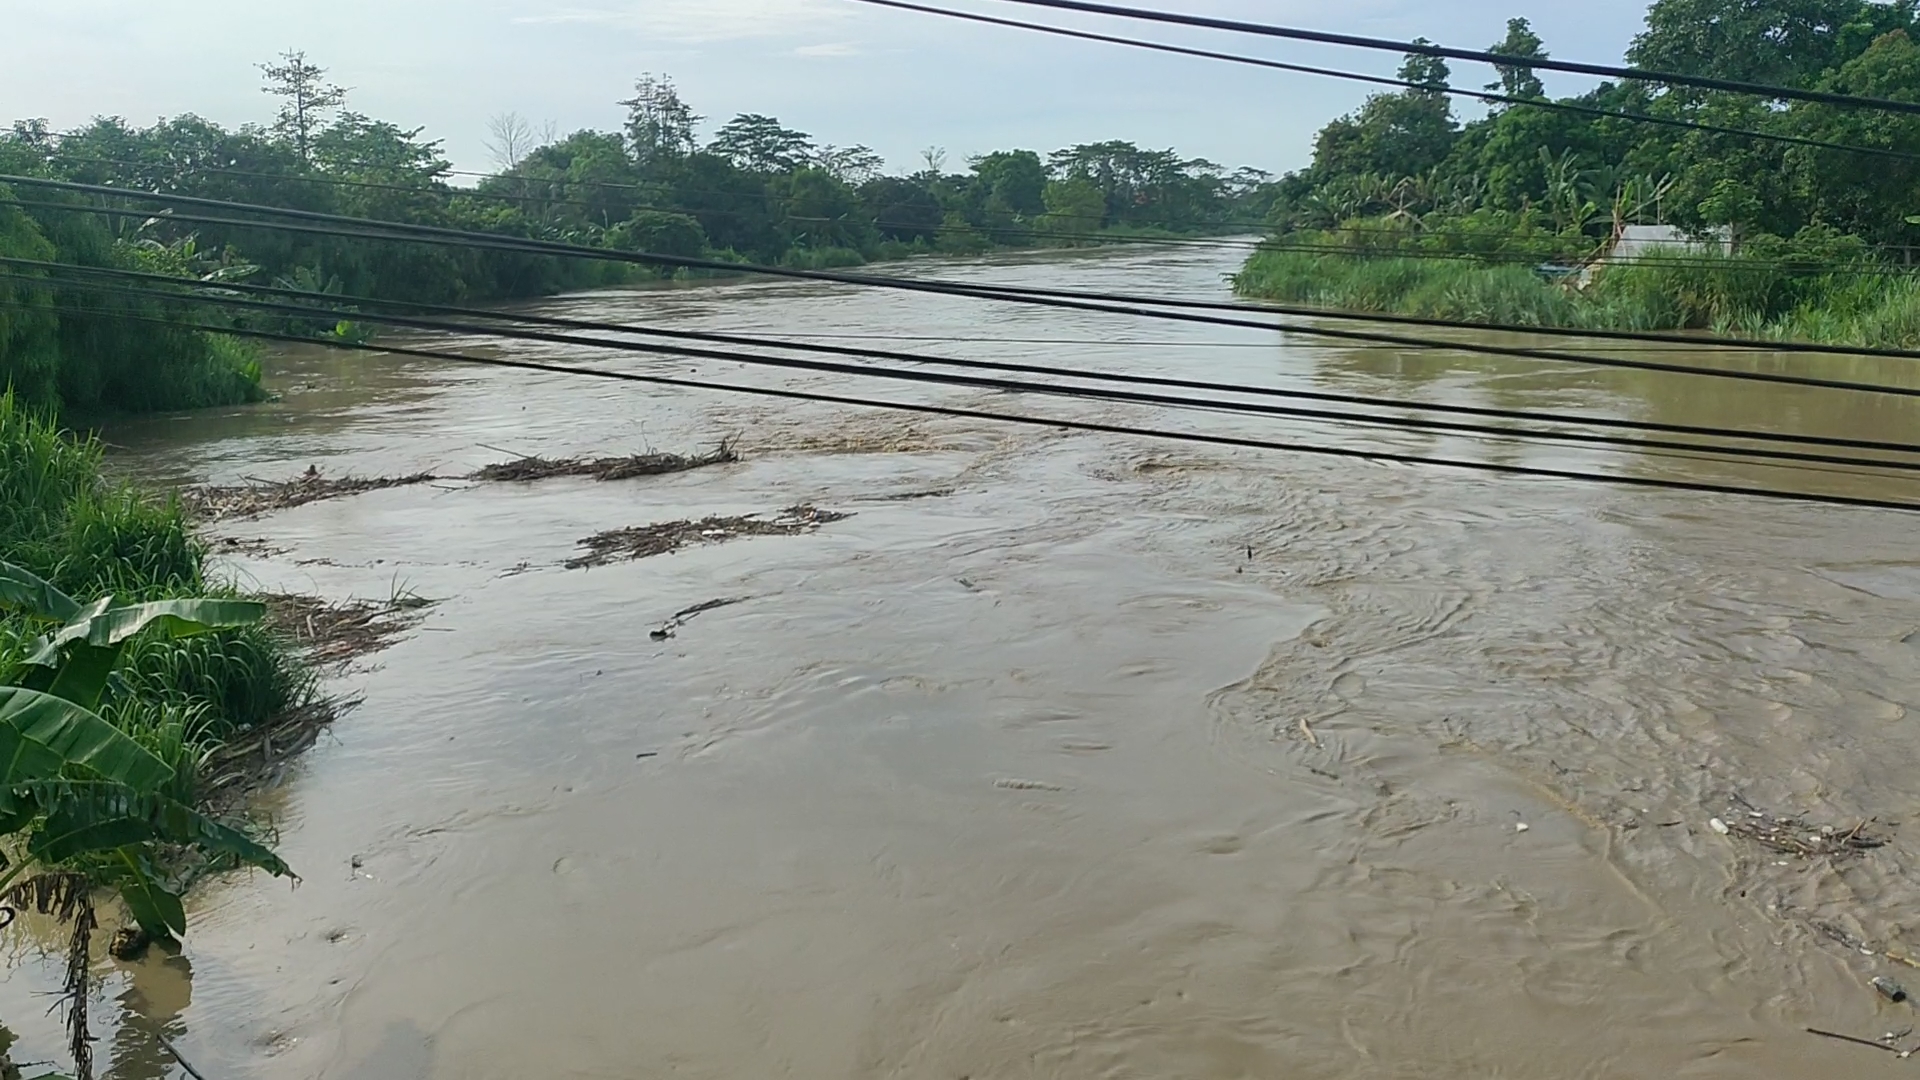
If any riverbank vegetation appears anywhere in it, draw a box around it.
[0,391,317,1076]
[1235,0,1920,348]
[2,56,1274,418]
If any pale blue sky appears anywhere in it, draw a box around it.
[5,1,1654,176]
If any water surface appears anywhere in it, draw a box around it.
[11,244,1920,1078]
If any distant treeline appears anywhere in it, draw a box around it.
[0,58,1276,415]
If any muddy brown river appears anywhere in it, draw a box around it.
[9,244,1920,1077]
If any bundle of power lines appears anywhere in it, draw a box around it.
[7,0,1920,512]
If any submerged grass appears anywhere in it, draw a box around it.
[1234,241,1920,349]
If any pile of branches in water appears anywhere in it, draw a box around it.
[261,592,436,666]
[569,505,850,569]
[183,465,437,521]
[471,441,737,483]
[182,444,741,522]
[1719,793,1888,859]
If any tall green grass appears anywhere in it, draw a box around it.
[0,392,313,785]
[1234,251,1583,327]
[1235,239,1920,350]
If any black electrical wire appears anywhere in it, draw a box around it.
[7,156,1823,274]
[947,0,1920,116]
[17,169,1920,294]
[38,271,1920,473]
[12,295,1917,514]
[853,0,1920,163]
[34,153,1273,255]
[10,183,1920,401]
[13,173,1920,364]
[14,255,1920,460]
[49,151,1920,266]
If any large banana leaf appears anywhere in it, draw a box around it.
[16,596,112,676]
[30,597,267,662]
[0,562,80,623]
[111,848,188,940]
[24,598,267,707]
[42,645,120,710]
[0,687,173,800]
[31,787,290,877]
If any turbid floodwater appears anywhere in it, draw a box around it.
[9,243,1920,1078]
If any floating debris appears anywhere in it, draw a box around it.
[182,444,740,522]
[865,488,955,502]
[995,778,1067,792]
[1875,976,1909,1003]
[567,505,850,569]
[1807,1026,1916,1057]
[183,466,440,521]
[472,443,737,483]
[651,597,751,640]
[1718,796,1886,858]
[208,535,290,558]
[108,926,152,962]
[201,696,344,802]
[262,592,437,666]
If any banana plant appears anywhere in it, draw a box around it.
[0,561,293,931]
[0,562,293,1079]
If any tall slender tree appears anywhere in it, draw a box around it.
[258,50,348,163]
[1486,18,1549,99]
[619,73,701,170]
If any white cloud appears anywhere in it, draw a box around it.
[514,0,848,43]
[794,42,861,57]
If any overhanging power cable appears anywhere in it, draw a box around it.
[14,295,1919,513]
[12,256,1920,459]
[11,183,1920,400]
[853,0,1920,162]
[19,269,1920,479]
[15,174,1920,365]
[944,0,1920,115]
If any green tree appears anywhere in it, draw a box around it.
[814,144,886,185]
[620,73,701,170]
[1398,39,1453,95]
[608,210,707,257]
[859,177,944,242]
[258,50,348,163]
[971,150,1048,218]
[1487,18,1549,99]
[1627,0,1917,86]
[779,167,870,250]
[1039,177,1107,233]
[709,114,816,173]
[1786,28,1920,241]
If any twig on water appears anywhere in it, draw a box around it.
[154,1032,211,1080]
[1298,716,1320,748]
[1807,1027,1910,1056]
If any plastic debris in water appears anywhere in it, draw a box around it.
[1514,823,1530,833]
[1874,977,1909,1003]
[1709,818,1731,835]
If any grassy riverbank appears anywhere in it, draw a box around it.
[0,392,314,800]
[1234,237,1920,349]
